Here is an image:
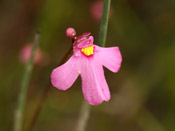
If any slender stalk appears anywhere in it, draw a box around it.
[27,84,51,131]
[75,1,112,131]
[75,101,91,131]
[136,108,166,131]
[27,46,72,131]
[14,31,40,131]
[98,0,111,47]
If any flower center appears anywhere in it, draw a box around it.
[81,45,94,56]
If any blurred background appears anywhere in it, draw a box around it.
[0,0,175,131]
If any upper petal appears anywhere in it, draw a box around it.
[95,45,122,73]
[51,56,79,90]
[80,56,110,105]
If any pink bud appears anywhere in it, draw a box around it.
[19,44,49,66]
[66,28,76,39]
[90,1,112,21]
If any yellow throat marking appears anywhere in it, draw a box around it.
[81,45,94,56]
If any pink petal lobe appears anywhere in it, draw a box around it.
[51,56,79,90]
[80,56,110,105]
[95,46,122,73]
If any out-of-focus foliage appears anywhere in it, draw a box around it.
[0,0,174,131]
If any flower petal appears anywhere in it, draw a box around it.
[95,46,122,72]
[80,56,110,105]
[51,56,79,90]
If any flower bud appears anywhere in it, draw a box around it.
[66,28,76,39]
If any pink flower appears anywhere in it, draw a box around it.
[51,29,122,105]
[90,1,112,21]
[20,44,49,66]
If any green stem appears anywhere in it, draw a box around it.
[98,0,111,47]
[136,108,166,131]
[75,101,91,131]
[27,46,72,131]
[76,1,111,131]
[14,31,40,131]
